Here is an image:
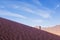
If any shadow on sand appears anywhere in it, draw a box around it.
[0,17,60,40]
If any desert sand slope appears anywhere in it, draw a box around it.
[0,17,60,40]
[42,25,60,36]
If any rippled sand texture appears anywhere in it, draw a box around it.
[0,17,60,40]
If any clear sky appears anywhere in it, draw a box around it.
[0,0,60,27]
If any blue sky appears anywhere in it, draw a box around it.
[0,0,60,27]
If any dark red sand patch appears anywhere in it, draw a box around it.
[0,17,60,40]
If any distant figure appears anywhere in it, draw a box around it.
[35,26,41,29]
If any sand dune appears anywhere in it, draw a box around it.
[0,17,60,40]
[42,25,60,36]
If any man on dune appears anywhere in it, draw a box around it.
[0,17,60,40]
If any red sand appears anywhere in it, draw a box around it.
[0,17,60,40]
